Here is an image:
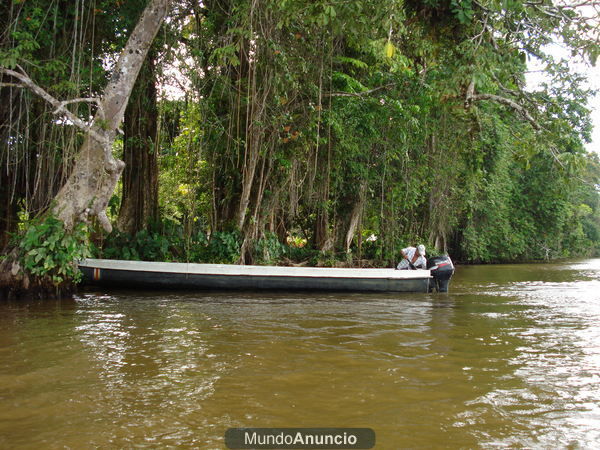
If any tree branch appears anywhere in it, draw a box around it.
[0,66,108,144]
[54,97,101,113]
[325,83,396,98]
[469,92,541,130]
[0,82,24,88]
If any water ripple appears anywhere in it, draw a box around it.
[0,259,599,447]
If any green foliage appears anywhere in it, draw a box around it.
[202,232,242,264]
[284,245,320,265]
[4,0,600,275]
[97,227,244,265]
[253,233,287,265]
[99,229,176,262]
[18,216,90,285]
[450,0,474,25]
[158,101,208,230]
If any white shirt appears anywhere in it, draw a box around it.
[397,246,426,269]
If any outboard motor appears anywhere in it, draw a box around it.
[427,255,455,293]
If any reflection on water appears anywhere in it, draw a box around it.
[0,259,599,448]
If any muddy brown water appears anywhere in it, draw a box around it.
[1,259,599,448]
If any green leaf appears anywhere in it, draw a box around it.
[385,41,396,59]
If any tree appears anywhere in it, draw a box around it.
[117,51,160,235]
[160,0,598,266]
[3,0,599,286]
[0,0,171,295]
[0,0,94,250]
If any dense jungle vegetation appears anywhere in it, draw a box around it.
[1,0,600,293]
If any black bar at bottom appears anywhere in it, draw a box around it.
[225,428,375,449]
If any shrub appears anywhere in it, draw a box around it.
[19,216,90,285]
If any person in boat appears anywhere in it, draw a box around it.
[397,244,426,270]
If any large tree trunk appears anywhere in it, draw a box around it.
[117,53,159,234]
[235,41,262,232]
[314,204,333,252]
[51,0,169,232]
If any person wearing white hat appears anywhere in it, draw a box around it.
[397,244,427,270]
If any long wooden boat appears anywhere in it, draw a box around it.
[78,258,433,293]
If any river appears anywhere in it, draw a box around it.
[1,259,599,448]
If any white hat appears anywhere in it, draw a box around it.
[417,244,426,256]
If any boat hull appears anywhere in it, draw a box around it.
[79,259,431,293]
